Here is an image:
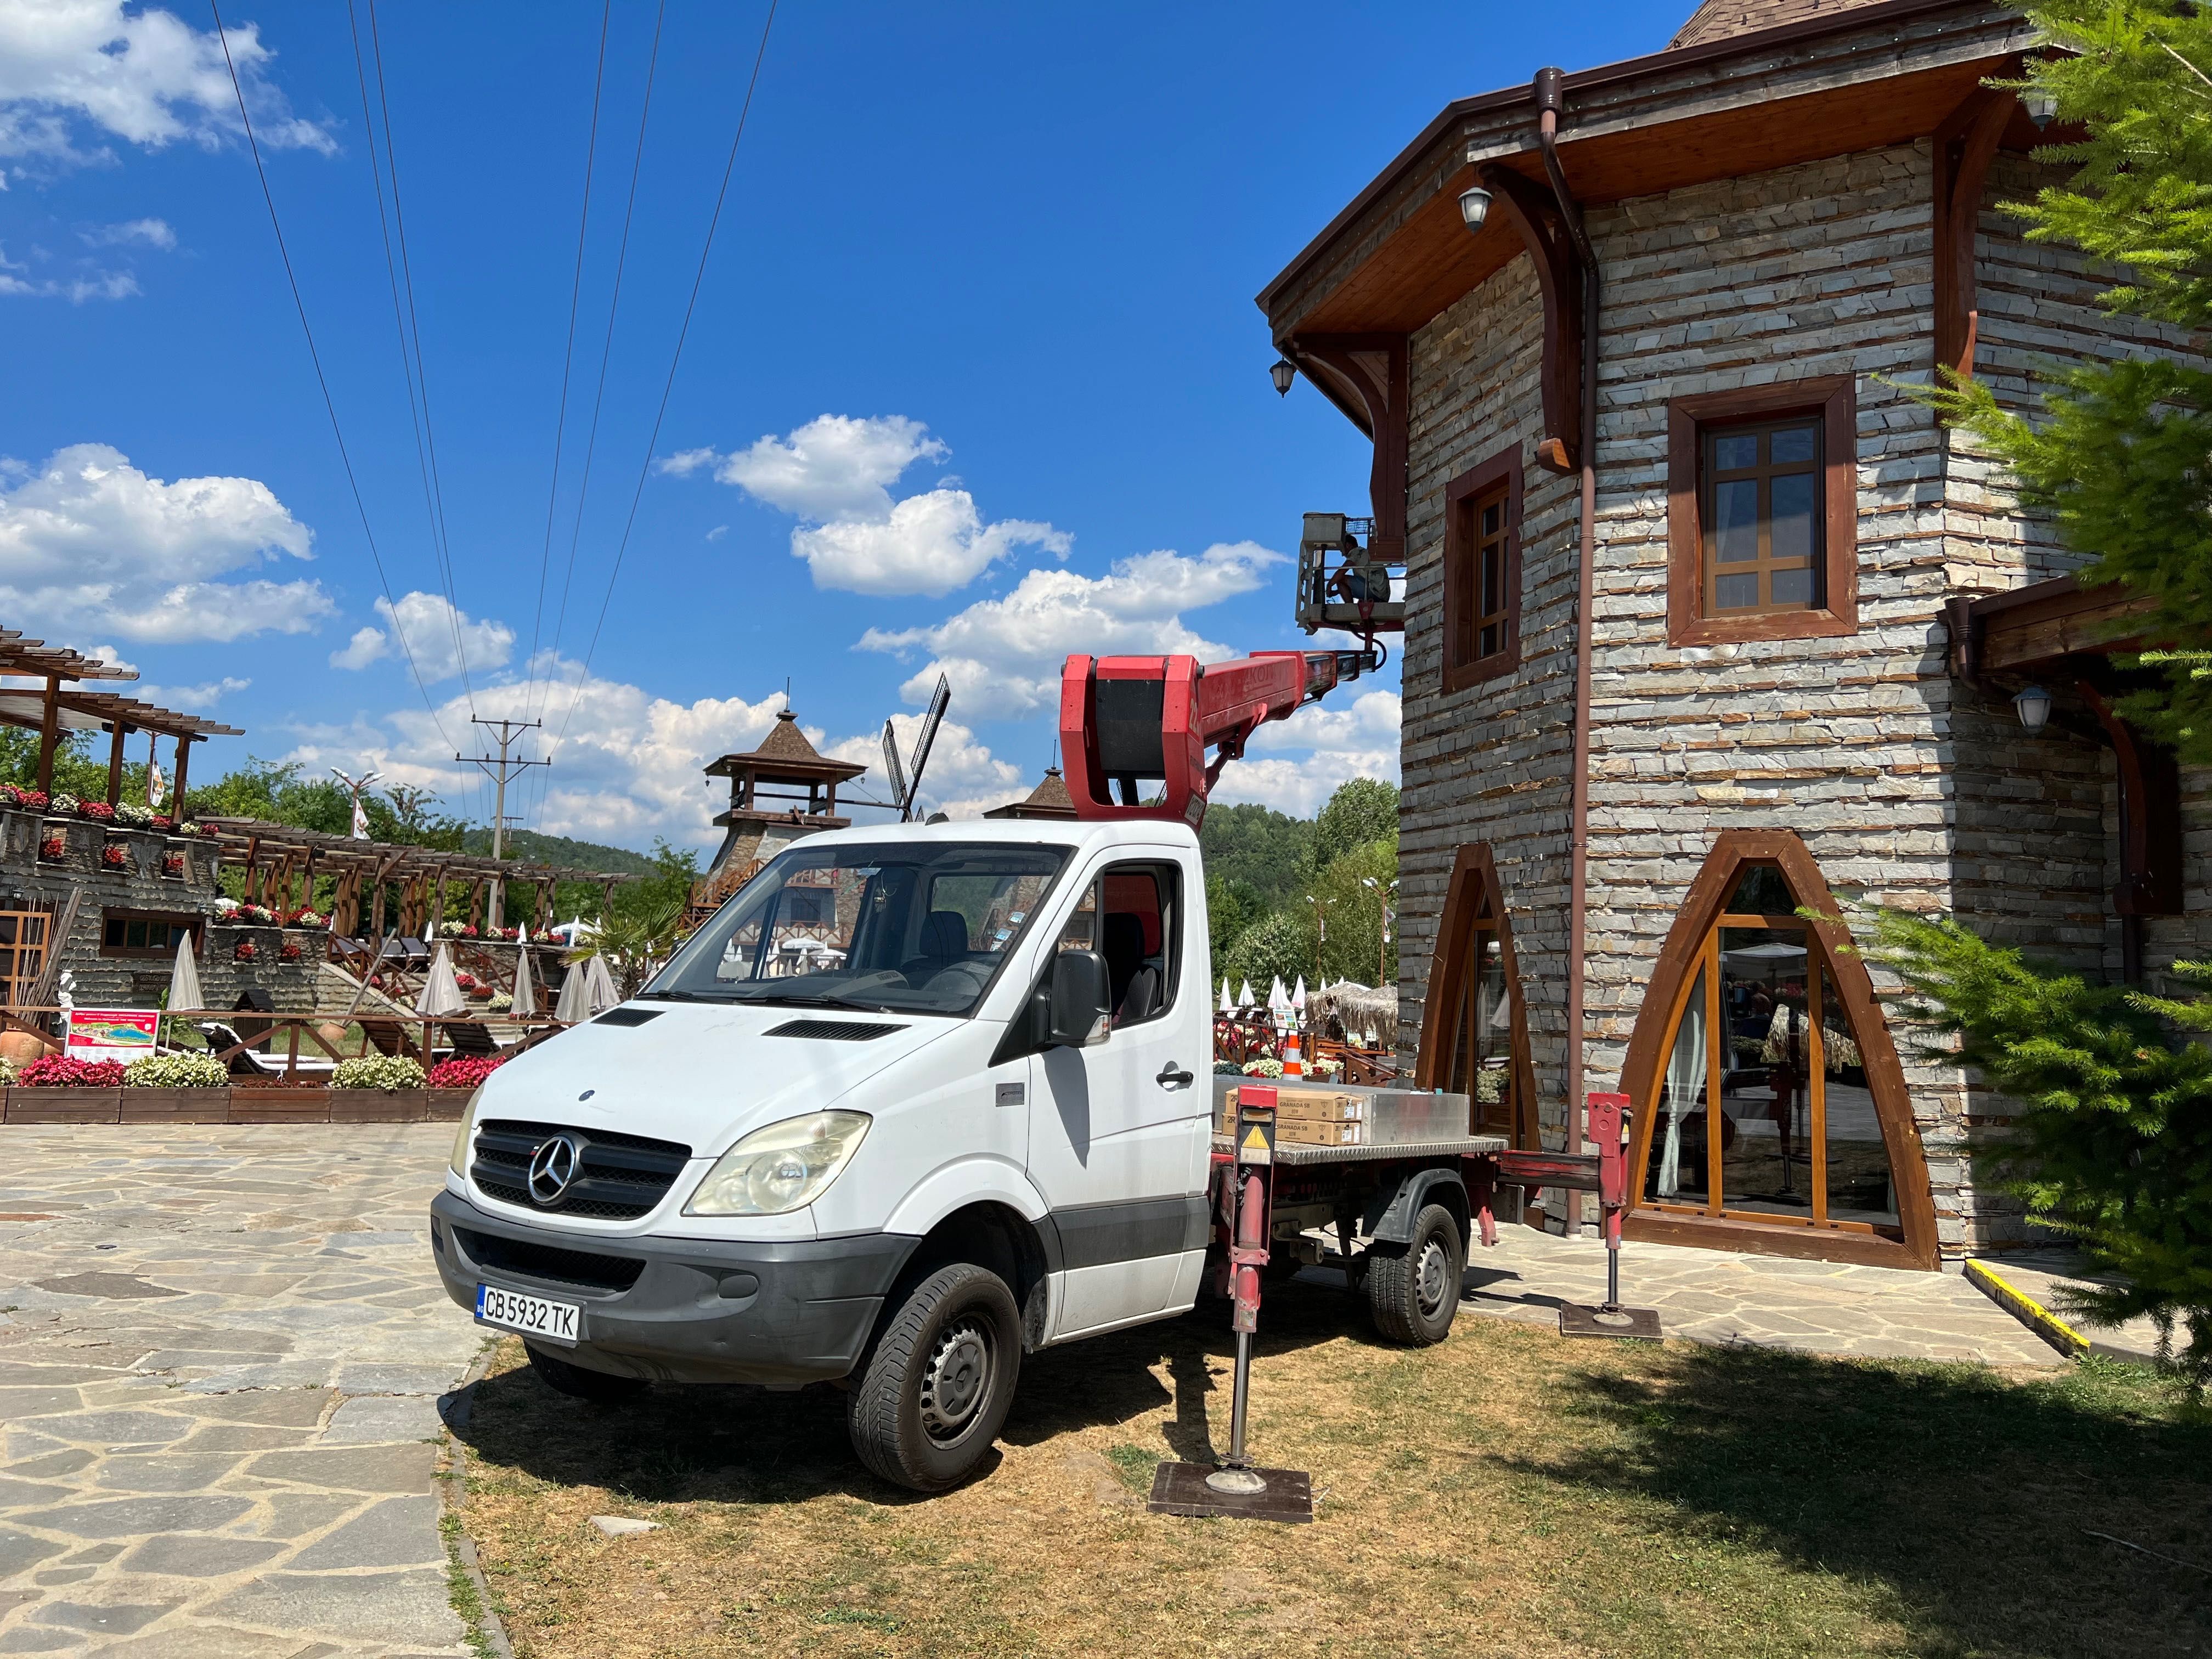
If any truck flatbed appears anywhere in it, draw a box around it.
[1209,1132,1506,1164]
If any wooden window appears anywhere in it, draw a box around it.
[1667,377,1858,645]
[0,906,52,1007]
[1618,831,1938,1269]
[100,910,200,960]
[1441,448,1522,690]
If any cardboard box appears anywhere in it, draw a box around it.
[1279,1119,1363,1147]
[1269,1088,1367,1123]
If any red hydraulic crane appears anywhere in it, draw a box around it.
[1058,647,1380,828]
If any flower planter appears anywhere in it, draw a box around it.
[120,1087,232,1125]
[4,1088,123,1124]
[161,855,188,879]
[427,1088,476,1122]
[224,1087,330,1124]
[329,1088,429,1124]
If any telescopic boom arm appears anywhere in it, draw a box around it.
[1058,647,1380,827]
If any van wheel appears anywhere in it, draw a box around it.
[525,1343,649,1402]
[847,1263,1022,1492]
[1365,1203,1464,1346]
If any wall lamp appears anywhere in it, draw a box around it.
[1458,185,1492,232]
[2023,86,2059,128]
[2013,685,2054,735]
[1269,358,1296,397]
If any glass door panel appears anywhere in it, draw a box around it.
[1470,929,1514,1136]
[1717,926,1813,1217]
[1646,966,1712,1206]
[1820,963,1898,1228]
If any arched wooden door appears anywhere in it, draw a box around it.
[1618,831,1938,1269]
[1415,844,1537,1147]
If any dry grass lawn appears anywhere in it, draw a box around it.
[453,1274,2210,1659]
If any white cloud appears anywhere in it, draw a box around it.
[138,674,250,710]
[81,216,173,248]
[327,590,515,682]
[0,240,137,301]
[856,540,1285,719]
[704,523,727,542]
[0,442,329,641]
[0,1,332,173]
[1215,689,1402,816]
[663,414,1069,597]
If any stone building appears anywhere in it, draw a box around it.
[690,710,869,916]
[1260,0,2199,1268]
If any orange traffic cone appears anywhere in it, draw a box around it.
[1283,1029,1304,1077]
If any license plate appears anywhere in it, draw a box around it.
[475,1283,582,1346]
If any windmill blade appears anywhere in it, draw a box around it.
[903,675,951,817]
[881,719,910,819]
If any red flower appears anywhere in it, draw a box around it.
[7,787,50,811]
[150,815,173,831]
[100,844,128,868]
[19,1056,126,1087]
[427,1053,505,1090]
[280,941,302,962]
[162,855,185,876]
[234,941,258,961]
[454,972,479,991]
[38,836,63,859]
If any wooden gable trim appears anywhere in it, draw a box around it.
[1413,843,1539,1149]
[1481,167,1584,475]
[1932,75,2021,381]
[1615,828,1940,1270]
[1292,334,1410,555]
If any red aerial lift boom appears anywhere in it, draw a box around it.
[1058,647,1380,827]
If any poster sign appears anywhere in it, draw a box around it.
[65,1008,160,1063]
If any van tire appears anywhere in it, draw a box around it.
[525,1343,649,1402]
[1365,1202,1463,1346]
[847,1262,1022,1492]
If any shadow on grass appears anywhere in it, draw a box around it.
[1506,1344,2212,1657]
[449,1268,1367,1508]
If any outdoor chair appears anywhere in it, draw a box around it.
[196,1019,338,1079]
[445,1020,501,1058]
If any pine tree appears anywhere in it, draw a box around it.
[1860,907,2212,1391]
[1933,1,2212,758]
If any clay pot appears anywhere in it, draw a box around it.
[0,1030,52,1067]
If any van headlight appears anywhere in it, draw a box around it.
[685,1110,872,1216]
[449,1086,488,1176]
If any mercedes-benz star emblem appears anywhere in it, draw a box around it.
[527,1132,585,1206]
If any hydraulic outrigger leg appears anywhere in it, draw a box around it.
[1147,1085,1315,1523]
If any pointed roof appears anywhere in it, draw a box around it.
[984,765,1078,820]
[1669,0,1889,49]
[704,709,866,783]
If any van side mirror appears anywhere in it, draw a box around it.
[1047,949,1111,1048]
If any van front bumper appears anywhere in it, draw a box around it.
[430,1189,916,1386]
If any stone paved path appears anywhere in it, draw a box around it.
[1450,1223,2063,1365]
[0,1125,482,1657]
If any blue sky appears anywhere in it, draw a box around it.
[1,0,1680,853]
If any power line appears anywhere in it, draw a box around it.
[550,0,780,757]
[536,0,667,730]
[207,0,453,752]
[364,0,477,712]
[521,0,613,735]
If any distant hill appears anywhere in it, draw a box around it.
[461,827,659,876]
[1200,803,1316,912]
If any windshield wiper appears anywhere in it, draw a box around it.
[637,988,729,1003]
[744,991,904,1015]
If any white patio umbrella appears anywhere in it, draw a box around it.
[1268,977,1288,1011]
[585,952,620,1014]
[1292,976,1308,1013]
[1218,979,1232,1014]
[415,941,467,1017]
[510,933,539,1019]
[1237,979,1254,1009]
[554,956,590,1023]
[167,932,203,1018]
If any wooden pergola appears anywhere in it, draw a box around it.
[196,816,634,938]
[0,632,213,803]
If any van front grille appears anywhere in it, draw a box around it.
[454,1226,645,1293]
[470,1119,692,1220]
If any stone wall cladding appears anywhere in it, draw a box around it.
[1398,142,2196,1260]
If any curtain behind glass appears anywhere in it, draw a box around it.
[1656,967,1707,1200]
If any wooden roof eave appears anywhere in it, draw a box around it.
[1947,575,2163,678]
[1260,0,2036,343]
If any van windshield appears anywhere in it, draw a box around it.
[642,842,1069,1018]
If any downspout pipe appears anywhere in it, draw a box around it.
[1536,65,1600,1230]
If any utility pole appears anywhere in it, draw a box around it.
[457,718,548,931]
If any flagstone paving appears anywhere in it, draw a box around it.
[1448,1222,2064,1365]
[0,1125,482,1657]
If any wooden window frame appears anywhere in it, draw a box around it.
[1414,844,1537,1149]
[1616,830,1938,1270]
[1667,377,1858,645]
[99,909,202,961]
[1441,448,1522,690]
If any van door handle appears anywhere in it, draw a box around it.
[1156,1063,1194,1090]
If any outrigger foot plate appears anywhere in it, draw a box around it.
[1559,1302,1662,1341]
[1148,1462,1313,1523]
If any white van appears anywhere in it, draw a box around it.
[431,818,1219,1491]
